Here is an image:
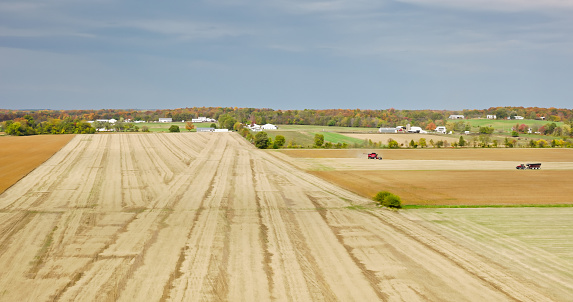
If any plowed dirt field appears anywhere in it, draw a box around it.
[276,148,573,205]
[0,135,74,194]
[0,133,566,301]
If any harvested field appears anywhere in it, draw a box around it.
[279,148,573,161]
[310,170,573,205]
[403,208,573,300]
[274,148,573,206]
[0,135,74,194]
[0,133,565,301]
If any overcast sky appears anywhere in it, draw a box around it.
[1,0,572,110]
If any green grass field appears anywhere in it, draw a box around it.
[310,132,365,145]
[465,119,563,132]
[276,124,378,133]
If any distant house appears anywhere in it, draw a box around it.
[514,116,524,120]
[435,126,447,134]
[486,115,496,119]
[159,118,173,123]
[247,124,262,131]
[448,115,464,119]
[196,127,214,132]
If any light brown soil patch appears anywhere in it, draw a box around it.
[310,170,573,206]
[279,148,573,161]
[0,135,74,194]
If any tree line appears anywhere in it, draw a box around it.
[2,107,573,137]
[2,106,572,128]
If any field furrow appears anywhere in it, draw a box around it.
[0,132,567,301]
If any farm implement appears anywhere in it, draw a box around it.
[368,153,383,160]
[516,163,541,170]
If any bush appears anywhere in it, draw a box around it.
[373,191,392,203]
[373,191,402,209]
[169,125,180,132]
[254,131,270,149]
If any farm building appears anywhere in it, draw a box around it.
[448,115,464,119]
[487,115,496,119]
[159,118,173,123]
[407,126,426,133]
[191,117,217,123]
[95,119,117,124]
[214,129,229,132]
[261,124,278,130]
[435,126,447,134]
[378,127,397,133]
[197,127,215,132]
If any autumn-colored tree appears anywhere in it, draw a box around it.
[425,122,436,130]
[185,122,195,131]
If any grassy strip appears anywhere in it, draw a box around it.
[311,132,365,145]
[403,204,573,209]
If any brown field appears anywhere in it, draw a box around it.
[0,133,569,301]
[274,148,573,206]
[0,135,74,194]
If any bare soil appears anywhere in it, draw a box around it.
[0,133,566,301]
[0,135,74,194]
[275,148,573,206]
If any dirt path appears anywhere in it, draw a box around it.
[0,133,558,301]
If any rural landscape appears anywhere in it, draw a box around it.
[0,107,572,301]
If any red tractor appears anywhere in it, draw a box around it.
[368,153,382,160]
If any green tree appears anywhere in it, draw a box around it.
[458,136,466,147]
[274,135,286,148]
[169,125,180,132]
[314,133,324,148]
[373,191,402,209]
[388,139,399,149]
[418,138,427,148]
[479,126,494,134]
[6,122,24,136]
[255,131,270,149]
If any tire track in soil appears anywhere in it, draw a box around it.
[0,135,93,211]
[253,157,338,301]
[55,134,225,301]
[364,209,552,302]
[166,137,236,301]
[304,193,388,301]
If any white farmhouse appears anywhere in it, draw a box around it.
[514,116,524,120]
[435,126,447,134]
[159,118,173,123]
[487,115,496,119]
[448,115,465,119]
